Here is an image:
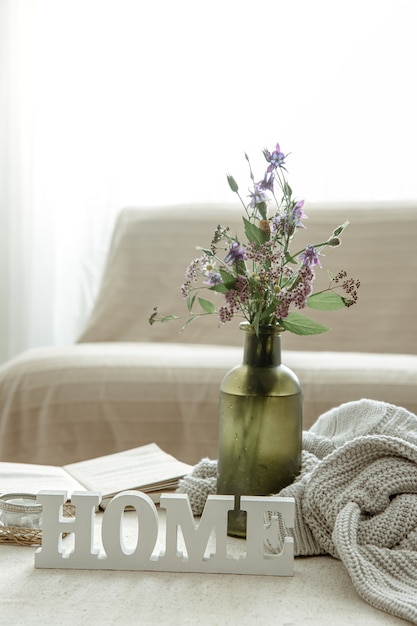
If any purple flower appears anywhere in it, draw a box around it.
[248,188,267,209]
[256,172,275,192]
[292,200,307,228]
[298,245,321,268]
[263,143,286,173]
[204,272,222,286]
[272,214,289,236]
[224,241,247,265]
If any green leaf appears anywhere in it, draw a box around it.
[210,283,228,294]
[284,251,298,265]
[186,294,196,312]
[307,291,346,311]
[198,297,216,314]
[160,314,179,323]
[180,315,199,332]
[254,301,278,326]
[281,312,330,335]
[256,201,267,220]
[242,217,269,245]
[219,267,237,290]
[196,246,214,256]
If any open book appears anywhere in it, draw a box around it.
[0,443,193,509]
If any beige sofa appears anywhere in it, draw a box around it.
[0,202,416,467]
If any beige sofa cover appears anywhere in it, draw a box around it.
[0,203,416,466]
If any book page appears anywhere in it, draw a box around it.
[63,443,193,498]
[0,462,85,497]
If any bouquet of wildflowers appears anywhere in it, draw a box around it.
[150,143,359,336]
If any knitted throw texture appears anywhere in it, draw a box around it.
[177,399,417,624]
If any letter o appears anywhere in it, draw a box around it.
[101,491,159,564]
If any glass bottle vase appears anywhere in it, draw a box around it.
[216,322,302,537]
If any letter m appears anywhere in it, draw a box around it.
[160,493,234,568]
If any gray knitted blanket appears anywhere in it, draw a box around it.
[177,399,417,624]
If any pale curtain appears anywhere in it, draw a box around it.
[1,0,416,364]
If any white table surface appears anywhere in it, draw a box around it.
[0,508,410,626]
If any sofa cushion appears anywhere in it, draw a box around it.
[78,202,417,355]
[1,342,416,466]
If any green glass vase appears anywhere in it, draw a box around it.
[216,322,302,537]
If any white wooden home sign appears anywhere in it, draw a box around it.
[35,491,295,576]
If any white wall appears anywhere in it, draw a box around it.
[1,0,416,361]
